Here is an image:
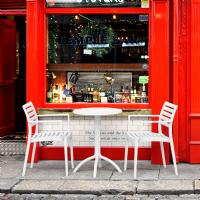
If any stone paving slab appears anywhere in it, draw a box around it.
[194,180,200,194]
[13,180,137,195]
[59,180,136,195]
[12,180,66,194]
[137,180,194,195]
[0,179,19,193]
[159,164,200,180]
[0,160,23,178]
[18,160,113,180]
[4,194,200,200]
[111,169,159,180]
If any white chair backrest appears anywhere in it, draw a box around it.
[22,102,38,128]
[159,101,178,128]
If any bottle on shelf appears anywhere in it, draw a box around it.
[141,84,147,97]
[47,84,53,103]
[65,84,73,103]
[100,86,107,103]
[62,84,67,103]
[93,88,100,103]
[59,84,63,103]
[130,85,138,103]
[53,84,60,103]
[141,84,148,103]
[122,86,130,103]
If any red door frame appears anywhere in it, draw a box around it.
[0,18,16,137]
[26,0,173,163]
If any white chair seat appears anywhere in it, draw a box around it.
[31,131,70,142]
[128,131,170,142]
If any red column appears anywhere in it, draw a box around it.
[172,0,180,163]
[26,0,45,162]
[189,0,200,163]
[150,0,170,164]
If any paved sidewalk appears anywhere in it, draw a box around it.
[0,155,200,198]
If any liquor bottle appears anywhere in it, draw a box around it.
[141,84,147,97]
[47,84,53,103]
[93,88,100,102]
[100,87,107,103]
[65,84,73,103]
[133,86,137,95]
[122,86,130,103]
[53,84,59,103]
[59,84,63,103]
[131,86,137,103]
[62,85,67,103]
[141,84,148,103]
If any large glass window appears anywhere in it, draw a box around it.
[46,14,149,104]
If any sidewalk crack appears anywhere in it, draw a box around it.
[10,179,22,193]
[109,171,114,180]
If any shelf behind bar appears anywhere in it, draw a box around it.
[47,63,148,72]
[42,102,150,110]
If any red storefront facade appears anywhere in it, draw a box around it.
[0,0,200,164]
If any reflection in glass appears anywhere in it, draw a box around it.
[47,14,149,64]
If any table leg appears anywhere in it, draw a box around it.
[73,155,95,173]
[100,155,122,173]
[93,116,100,178]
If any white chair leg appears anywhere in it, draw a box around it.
[160,142,166,168]
[30,142,37,169]
[98,158,102,168]
[134,139,138,179]
[124,136,128,171]
[93,156,98,178]
[169,139,178,176]
[69,135,74,169]
[22,140,31,177]
[64,137,69,176]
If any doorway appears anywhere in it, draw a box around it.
[0,16,26,140]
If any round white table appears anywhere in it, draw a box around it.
[73,107,122,178]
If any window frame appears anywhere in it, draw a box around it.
[44,7,150,109]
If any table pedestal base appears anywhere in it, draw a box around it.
[73,115,122,178]
[73,153,122,178]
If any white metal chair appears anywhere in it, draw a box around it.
[124,101,178,179]
[22,102,74,177]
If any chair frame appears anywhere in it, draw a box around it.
[22,102,74,177]
[124,101,178,179]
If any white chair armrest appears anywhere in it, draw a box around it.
[37,114,69,117]
[134,120,172,124]
[128,115,160,118]
[29,120,64,124]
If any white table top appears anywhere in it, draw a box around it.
[73,107,122,116]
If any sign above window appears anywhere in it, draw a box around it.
[46,0,149,8]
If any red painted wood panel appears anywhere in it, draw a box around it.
[150,0,170,164]
[172,0,180,162]
[0,10,26,16]
[0,0,26,9]
[190,3,200,113]
[0,18,16,137]
[40,147,151,161]
[26,0,46,162]
[189,0,200,163]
